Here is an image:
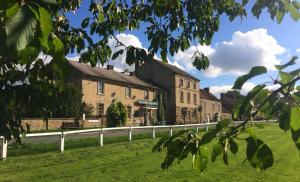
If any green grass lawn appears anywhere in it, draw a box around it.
[1,125,300,182]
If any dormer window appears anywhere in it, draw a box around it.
[193,82,196,89]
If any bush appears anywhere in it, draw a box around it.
[106,100,127,127]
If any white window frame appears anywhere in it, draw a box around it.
[144,90,149,100]
[97,80,104,95]
[125,86,132,98]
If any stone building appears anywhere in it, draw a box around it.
[136,59,200,124]
[199,88,222,122]
[68,61,159,126]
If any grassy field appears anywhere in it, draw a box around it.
[1,125,300,182]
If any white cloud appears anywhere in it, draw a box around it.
[106,33,144,72]
[297,48,300,53]
[171,28,286,77]
[210,82,256,98]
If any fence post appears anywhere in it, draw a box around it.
[196,125,199,133]
[184,125,186,130]
[1,137,7,160]
[60,132,64,153]
[152,126,156,139]
[206,115,210,132]
[169,126,173,137]
[128,127,132,142]
[99,128,103,147]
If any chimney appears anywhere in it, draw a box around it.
[204,87,210,93]
[135,60,140,73]
[107,65,114,70]
[220,93,224,99]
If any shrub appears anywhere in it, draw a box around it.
[106,100,127,127]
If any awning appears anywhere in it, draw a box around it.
[136,100,158,108]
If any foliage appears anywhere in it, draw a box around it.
[154,56,300,171]
[106,100,127,127]
[82,102,95,118]
[157,91,165,124]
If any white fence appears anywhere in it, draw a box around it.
[0,120,274,160]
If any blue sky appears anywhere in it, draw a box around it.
[67,1,300,97]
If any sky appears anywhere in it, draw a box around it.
[66,1,300,97]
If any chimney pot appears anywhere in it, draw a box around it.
[204,87,210,93]
[107,65,114,70]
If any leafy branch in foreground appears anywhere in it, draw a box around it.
[154,56,300,171]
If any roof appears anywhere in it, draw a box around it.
[68,61,158,89]
[153,59,200,81]
[222,105,231,114]
[199,89,220,102]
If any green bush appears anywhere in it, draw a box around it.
[106,100,127,127]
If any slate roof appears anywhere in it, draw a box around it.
[199,89,220,102]
[69,61,158,89]
[153,59,200,81]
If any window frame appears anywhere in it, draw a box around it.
[125,86,132,98]
[180,90,184,103]
[97,102,104,116]
[187,92,191,104]
[97,80,105,95]
[144,90,149,100]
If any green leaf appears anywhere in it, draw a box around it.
[38,6,52,52]
[279,71,295,84]
[276,9,284,24]
[198,129,217,145]
[290,107,300,131]
[233,66,267,90]
[216,119,230,131]
[246,137,274,170]
[211,143,223,162]
[279,107,291,131]
[193,146,209,172]
[112,49,124,60]
[275,56,297,70]
[5,2,19,17]
[98,12,105,23]
[5,5,37,50]
[289,3,300,21]
[81,17,90,28]
[229,139,238,155]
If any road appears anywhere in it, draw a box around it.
[18,125,206,144]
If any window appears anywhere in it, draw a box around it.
[97,81,104,95]
[179,78,184,87]
[98,103,104,116]
[180,90,184,103]
[127,106,132,118]
[187,80,190,88]
[125,86,132,98]
[193,82,196,89]
[193,94,197,105]
[187,92,191,104]
[192,109,197,121]
[144,90,149,100]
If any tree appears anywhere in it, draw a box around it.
[82,102,95,118]
[106,100,127,127]
[153,56,300,171]
[157,91,165,125]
